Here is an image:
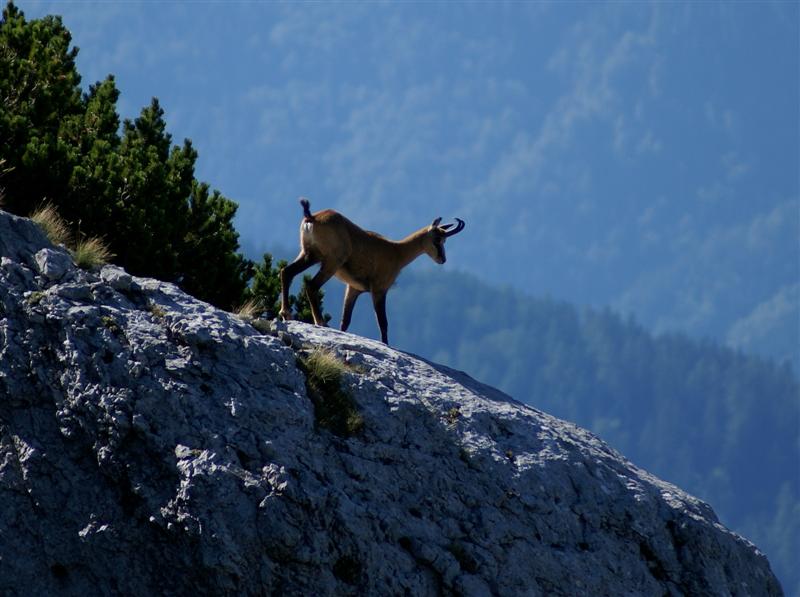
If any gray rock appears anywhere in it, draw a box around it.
[99,264,133,291]
[0,209,50,265]
[53,282,94,302]
[0,210,784,596]
[34,247,74,281]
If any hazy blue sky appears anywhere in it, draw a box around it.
[20,1,800,367]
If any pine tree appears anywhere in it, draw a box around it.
[247,255,331,324]
[62,76,123,234]
[248,254,282,318]
[1,2,255,309]
[0,1,82,214]
[181,181,252,309]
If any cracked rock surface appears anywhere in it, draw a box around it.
[0,210,783,596]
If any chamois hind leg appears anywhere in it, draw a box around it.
[340,285,363,332]
[305,262,339,327]
[280,252,317,321]
[371,290,389,344]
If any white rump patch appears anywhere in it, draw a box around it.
[301,221,314,244]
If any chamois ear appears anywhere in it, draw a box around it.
[430,217,442,230]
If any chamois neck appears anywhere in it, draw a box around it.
[396,227,430,268]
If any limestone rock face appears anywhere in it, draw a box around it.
[0,210,783,596]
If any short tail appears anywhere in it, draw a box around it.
[299,197,313,220]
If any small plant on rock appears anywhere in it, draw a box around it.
[101,315,122,336]
[148,302,167,320]
[25,291,45,306]
[234,298,263,322]
[72,236,113,270]
[299,348,364,438]
[445,406,461,426]
[30,203,71,247]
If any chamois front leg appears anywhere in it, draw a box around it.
[341,285,362,332]
[280,253,317,321]
[371,290,389,344]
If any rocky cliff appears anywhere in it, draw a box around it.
[0,209,782,596]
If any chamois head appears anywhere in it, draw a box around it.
[425,217,466,264]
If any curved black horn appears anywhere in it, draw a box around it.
[441,218,465,237]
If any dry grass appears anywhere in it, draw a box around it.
[234,298,263,321]
[71,236,114,270]
[30,203,114,270]
[304,348,348,386]
[300,348,364,437]
[30,203,71,246]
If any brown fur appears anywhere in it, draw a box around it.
[280,201,464,344]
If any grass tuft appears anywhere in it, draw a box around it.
[71,236,113,270]
[234,298,263,321]
[30,203,71,247]
[299,348,364,438]
[305,348,347,385]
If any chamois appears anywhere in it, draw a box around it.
[280,198,465,345]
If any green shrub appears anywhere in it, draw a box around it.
[245,254,331,324]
